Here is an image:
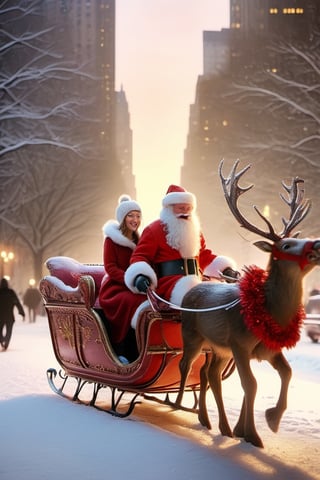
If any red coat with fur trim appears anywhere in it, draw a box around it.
[99,221,146,344]
[125,219,224,306]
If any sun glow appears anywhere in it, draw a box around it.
[116,1,230,224]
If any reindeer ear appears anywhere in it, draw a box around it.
[253,240,273,252]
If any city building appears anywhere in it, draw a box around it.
[0,0,134,288]
[181,0,320,260]
[115,86,137,199]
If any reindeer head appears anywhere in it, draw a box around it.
[219,160,320,272]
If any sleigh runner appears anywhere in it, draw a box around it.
[40,256,225,416]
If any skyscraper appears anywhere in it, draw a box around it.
[0,0,134,285]
[230,0,317,40]
[181,0,320,257]
[229,0,319,69]
[41,0,117,170]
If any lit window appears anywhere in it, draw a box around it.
[283,8,298,14]
[222,120,228,127]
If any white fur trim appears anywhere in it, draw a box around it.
[162,191,196,208]
[125,261,158,293]
[170,275,201,306]
[130,300,150,329]
[102,220,136,249]
[203,256,237,278]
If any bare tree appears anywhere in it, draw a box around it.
[217,38,320,236]
[0,1,98,163]
[3,151,105,281]
[229,41,320,171]
[0,1,123,281]
[182,32,320,253]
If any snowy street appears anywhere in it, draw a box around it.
[0,315,319,480]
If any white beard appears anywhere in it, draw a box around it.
[160,207,201,258]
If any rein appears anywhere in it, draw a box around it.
[147,288,240,313]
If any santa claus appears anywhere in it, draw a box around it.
[124,184,238,308]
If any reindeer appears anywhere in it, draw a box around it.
[175,160,320,448]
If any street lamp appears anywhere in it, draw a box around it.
[0,250,15,279]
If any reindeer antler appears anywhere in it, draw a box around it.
[219,160,312,240]
[219,160,281,241]
[279,177,311,237]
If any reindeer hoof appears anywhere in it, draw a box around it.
[220,426,233,438]
[234,426,264,448]
[265,407,281,433]
[198,413,212,430]
[233,424,244,438]
[245,435,264,448]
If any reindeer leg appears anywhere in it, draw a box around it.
[233,396,246,438]
[232,348,263,448]
[175,333,203,407]
[198,352,211,429]
[265,351,292,433]
[205,355,233,437]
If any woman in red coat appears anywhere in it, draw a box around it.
[99,195,147,363]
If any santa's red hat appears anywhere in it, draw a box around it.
[162,185,196,208]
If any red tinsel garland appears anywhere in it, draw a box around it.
[239,266,305,351]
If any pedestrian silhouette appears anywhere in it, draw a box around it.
[23,286,42,323]
[0,278,25,350]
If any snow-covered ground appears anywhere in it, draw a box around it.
[0,314,319,480]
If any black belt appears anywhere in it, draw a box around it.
[156,258,199,277]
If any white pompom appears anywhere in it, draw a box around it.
[118,194,131,204]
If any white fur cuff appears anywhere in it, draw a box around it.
[125,261,158,293]
[170,275,201,306]
[203,256,237,279]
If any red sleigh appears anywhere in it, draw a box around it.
[40,256,233,416]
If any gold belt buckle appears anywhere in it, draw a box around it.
[183,258,189,275]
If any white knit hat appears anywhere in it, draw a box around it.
[116,194,141,224]
[162,184,196,208]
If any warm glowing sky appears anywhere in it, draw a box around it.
[116,0,230,225]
